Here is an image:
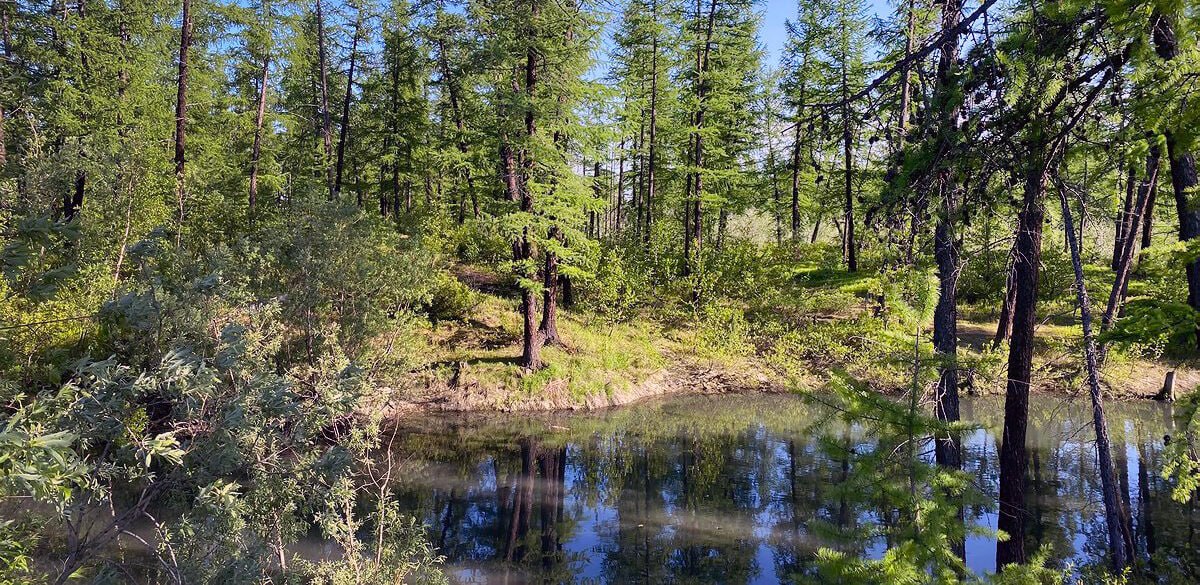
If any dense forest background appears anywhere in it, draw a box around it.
[3,0,1200,580]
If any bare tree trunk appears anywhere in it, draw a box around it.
[314,0,334,199]
[436,36,477,217]
[332,12,361,200]
[644,0,658,248]
[1101,146,1159,344]
[249,49,270,226]
[1113,164,1135,271]
[616,138,625,231]
[996,159,1049,569]
[1055,179,1133,572]
[841,66,856,272]
[685,0,717,277]
[993,250,1017,347]
[790,109,803,241]
[174,0,193,232]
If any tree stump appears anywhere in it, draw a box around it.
[1156,370,1176,402]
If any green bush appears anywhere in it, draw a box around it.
[424,271,480,323]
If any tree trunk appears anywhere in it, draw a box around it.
[540,226,562,346]
[249,49,270,225]
[1055,181,1133,572]
[932,0,964,473]
[644,0,658,248]
[1101,146,1158,344]
[1151,10,1200,348]
[616,138,625,231]
[841,63,856,272]
[790,110,803,241]
[996,159,1049,569]
[685,0,717,276]
[437,36,477,218]
[517,0,544,370]
[314,0,334,199]
[1113,164,1135,271]
[333,13,361,200]
[993,249,1017,347]
[174,0,192,231]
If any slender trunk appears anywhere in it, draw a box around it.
[1141,180,1156,250]
[174,0,192,231]
[766,102,781,244]
[249,50,270,225]
[996,158,1049,569]
[1055,181,1133,572]
[616,138,625,231]
[685,0,718,275]
[1113,164,1135,271]
[1101,146,1159,344]
[790,110,803,240]
[314,0,334,198]
[437,36,477,217]
[332,14,360,199]
[644,1,658,248]
[993,248,1018,347]
[841,65,856,272]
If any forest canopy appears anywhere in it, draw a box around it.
[2,0,1200,581]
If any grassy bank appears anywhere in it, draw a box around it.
[367,261,1199,414]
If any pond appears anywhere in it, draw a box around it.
[365,394,1196,584]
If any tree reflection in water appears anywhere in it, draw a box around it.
[379,394,1199,584]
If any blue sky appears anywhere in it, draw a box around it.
[758,0,893,63]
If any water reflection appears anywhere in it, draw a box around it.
[384,395,1198,583]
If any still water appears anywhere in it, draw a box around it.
[378,394,1196,583]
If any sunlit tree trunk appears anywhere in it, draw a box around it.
[1056,180,1132,571]
[249,47,270,225]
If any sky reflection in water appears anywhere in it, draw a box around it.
[382,394,1195,584]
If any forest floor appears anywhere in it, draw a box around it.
[367,264,1199,415]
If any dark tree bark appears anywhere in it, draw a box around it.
[1055,179,1133,571]
[996,160,1049,569]
[332,13,361,200]
[1101,146,1159,342]
[841,65,856,272]
[515,0,544,370]
[616,137,625,231]
[173,0,193,229]
[1151,11,1200,347]
[540,226,562,346]
[932,0,964,473]
[1113,164,1135,271]
[1141,180,1156,250]
[790,108,803,240]
[993,249,1017,347]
